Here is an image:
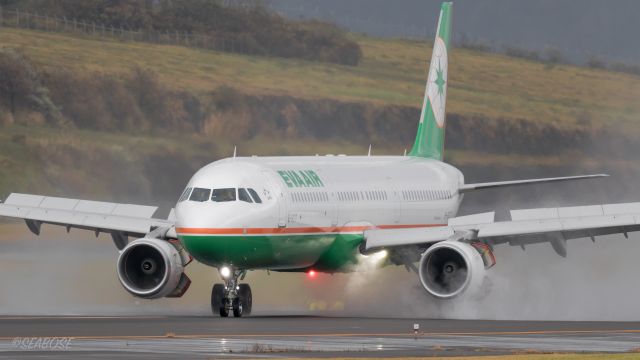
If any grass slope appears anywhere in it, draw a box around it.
[1,28,639,133]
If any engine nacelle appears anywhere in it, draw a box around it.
[117,238,188,299]
[418,241,486,299]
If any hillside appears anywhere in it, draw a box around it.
[1,27,639,210]
[1,28,639,133]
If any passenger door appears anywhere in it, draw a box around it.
[262,170,287,228]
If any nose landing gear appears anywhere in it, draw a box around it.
[211,269,252,317]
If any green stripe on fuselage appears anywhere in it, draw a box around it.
[179,232,362,272]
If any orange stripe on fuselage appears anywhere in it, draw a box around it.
[175,223,445,236]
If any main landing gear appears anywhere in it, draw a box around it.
[211,268,252,317]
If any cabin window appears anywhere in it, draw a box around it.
[248,188,262,203]
[238,188,253,203]
[211,188,236,202]
[190,188,211,202]
[178,187,192,202]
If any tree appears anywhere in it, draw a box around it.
[0,48,63,124]
[0,49,37,115]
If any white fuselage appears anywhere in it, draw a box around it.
[174,155,464,271]
[177,155,464,230]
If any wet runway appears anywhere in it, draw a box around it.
[1,315,640,359]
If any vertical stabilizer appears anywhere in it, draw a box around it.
[408,2,452,160]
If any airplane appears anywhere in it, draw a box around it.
[2,2,639,318]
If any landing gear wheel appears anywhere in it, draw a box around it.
[219,299,229,318]
[238,284,252,315]
[232,298,243,318]
[211,284,226,317]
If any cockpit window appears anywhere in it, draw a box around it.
[211,188,236,202]
[189,188,211,202]
[178,187,192,202]
[238,188,253,203]
[247,188,262,203]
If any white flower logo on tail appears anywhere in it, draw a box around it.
[426,37,448,128]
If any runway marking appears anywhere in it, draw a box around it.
[0,316,164,320]
[1,329,640,341]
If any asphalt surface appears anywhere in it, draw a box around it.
[1,315,640,359]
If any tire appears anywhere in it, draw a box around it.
[232,298,243,318]
[211,284,226,317]
[219,301,229,318]
[238,284,252,315]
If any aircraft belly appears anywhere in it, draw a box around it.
[180,232,340,270]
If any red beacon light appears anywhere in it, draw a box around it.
[307,270,317,278]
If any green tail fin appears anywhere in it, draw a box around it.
[408,2,452,160]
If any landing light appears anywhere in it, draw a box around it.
[220,266,231,278]
[374,249,388,260]
[363,249,388,260]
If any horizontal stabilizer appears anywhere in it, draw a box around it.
[459,174,608,193]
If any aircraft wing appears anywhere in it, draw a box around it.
[459,174,608,193]
[0,193,175,250]
[364,202,640,257]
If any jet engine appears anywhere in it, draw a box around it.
[418,241,487,299]
[117,238,190,299]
